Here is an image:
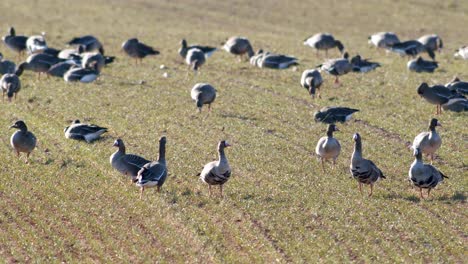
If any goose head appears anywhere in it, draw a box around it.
[335,40,345,54]
[113,138,124,148]
[429,118,441,129]
[218,140,231,150]
[353,133,361,141]
[10,120,27,131]
[72,119,81,124]
[342,52,349,60]
[416,83,429,96]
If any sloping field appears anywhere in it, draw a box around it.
[0,0,466,262]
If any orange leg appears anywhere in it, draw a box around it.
[369,184,374,197]
[419,188,424,199]
[219,185,223,198]
[359,182,363,195]
[140,186,144,199]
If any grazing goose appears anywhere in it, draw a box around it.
[412,118,441,163]
[121,38,159,64]
[67,35,104,54]
[314,106,359,124]
[47,61,78,78]
[185,48,205,72]
[407,56,438,73]
[350,55,381,73]
[10,120,36,163]
[251,50,298,69]
[409,148,448,199]
[445,77,468,95]
[17,53,60,78]
[222,36,255,60]
[0,52,16,74]
[315,124,341,171]
[368,32,400,49]
[318,52,352,84]
[442,98,468,112]
[110,138,151,183]
[26,33,48,54]
[454,46,468,59]
[191,83,216,112]
[63,64,99,83]
[1,66,22,102]
[300,69,323,98]
[416,83,463,114]
[2,27,28,57]
[418,34,443,53]
[200,140,232,197]
[136,136,167,198]
[390,40,435,59]
[178,39,217,59]
[350,133,385,196]
[64,120,108,143]
[304,33,345,57]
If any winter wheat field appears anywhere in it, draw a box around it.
[0,0,467,262]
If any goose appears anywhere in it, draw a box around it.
[390,40,435,60]
[47,61,78,78]
[64,120,108,143]
[121,38,159,64]
[17,53,60,78]
[412,118,441,163]
[110,138,151,183]
[67,35,104,54]
[10,120,36,163]
[222,36,255,61]
[252,50,298,69]
[318,52,352,84]
[81,52,105,73]
[445,77,468,95]
[178,39,217,59]
[136,136,167,198]
[1,66,22,102]
[416,82,463,114]
[368,32,400,49]
[442,98,468,112]
[314,106,359,124]
[63,64,99,83]
[454,46,468,59]
[304,33,345,57]
[418,34,443,53]
[350,54,381,73]
[58,46,84,60]
[2,27,28,57]
[185,48,205,72]
[407,56,438,73]
[0,52,16,74]
[300,69,323,98]
[409,148,448,199]
[41,47,61,57]
[191,83,216,112]
[200,140,232,197]
[350,133,385,196]
[315,124,341,171]
[26,33,48,54]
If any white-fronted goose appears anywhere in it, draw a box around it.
[442,98,468,112]
[222,36,254,61]
[318,52,352,84]
[2,27,28,57]
[315,124,341,171]
[418,34,443,53]
[407,56,438,73]
[121,38,159,64]
[390,40,435,59]
[10,120,36,163]
[350,133,385,196]
[67,35,104,54]
[63,64,99,83]
[412,118,441,163]
[47,61,78,78]
[300,69,323,98]
[304,33,344,57]
[454,46,468,59]
[350,54,381,73]
[110,138,151,183]
[17,53,60,78]
[64,120,108,143]
[136,136,167,198]
[179,39,217,59]
[368,32,400,49]
[185,48,205,72]
[314,106,359,124]
[1,66,22,102]
[191,83,216,112]
[416,82,463,114]
[0,52,16,74]
[26,33,48,54]
[200,140,232,197]
[81,52,105,73]
[409,148,448,199]
[250,50,298,69]
[445,77,468,95]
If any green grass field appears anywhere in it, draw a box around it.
[0,0,467,262]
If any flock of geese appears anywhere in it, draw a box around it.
[2,27,467,199]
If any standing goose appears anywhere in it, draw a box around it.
[314,106,359,124]
[368,32,400,49]
[121,38,159,64]
[1,66,22,102]
[191,83,216,112]
[418,34,443,54]
[407,56,438,73]
[26,33,48,54]
[10,120,37,163]
[222,36,255,61]
[350,54,381,73]
[2,27,28,58]
[185,48,205,73]
[300,69,323,98]
[390,40,435,60]
[409,148,448,199]
[136,136,167,198]
[412,118,442,163]
[110,139,151,183]
[416,83,463,114]
[17,53,60,78]
[315,124,341,171]
[64,120,108,143]
[0,52,16,74]
[454,46,468,60]
[200,140,232,197]
[350,133,385,196]
[178,39,217,59]
[318,52,352,84]
[67,35,104,54]
[303,33,345,57]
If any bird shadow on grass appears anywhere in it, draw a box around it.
[381,192,466,203]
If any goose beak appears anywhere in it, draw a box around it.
[225,142,232,147]
[437,121,442,127]
[112,142,119,147]
[9,125,16,129]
